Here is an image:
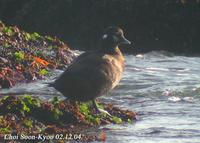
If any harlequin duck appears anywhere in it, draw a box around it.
[51,27,131,116]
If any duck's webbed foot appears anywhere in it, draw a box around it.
[92,100,112,117]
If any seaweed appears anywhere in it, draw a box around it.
[0,21,77,89]
[0,95,137,142]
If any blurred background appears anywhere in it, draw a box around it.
[0,0,199,54]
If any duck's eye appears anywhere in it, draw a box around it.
[112,35,119,42]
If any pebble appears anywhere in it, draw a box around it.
[168,96,181,102]
[162,89,172,96]
[135,54,144,58]
[182,97,194,102]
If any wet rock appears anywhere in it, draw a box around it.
[0,95,137,142]
[0,22,77,89]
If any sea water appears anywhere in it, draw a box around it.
[99,51,200,143]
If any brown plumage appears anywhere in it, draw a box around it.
[51,27,131,115]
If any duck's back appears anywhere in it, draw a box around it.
[53,50,124,101]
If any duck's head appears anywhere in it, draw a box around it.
[101,26,131,48]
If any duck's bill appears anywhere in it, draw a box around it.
[120,36,131,45]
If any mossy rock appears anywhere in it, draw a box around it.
[0,95,137,142]
[0,21,76,89]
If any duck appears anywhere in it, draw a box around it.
[50,26,131,116]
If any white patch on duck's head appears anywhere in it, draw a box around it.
[102,34,119,42]
[102,34,108,39]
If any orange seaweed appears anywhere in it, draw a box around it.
[33,56,50,66]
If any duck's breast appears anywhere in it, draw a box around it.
[102,54,124,89]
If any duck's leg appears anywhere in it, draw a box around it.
[92,100,112,117]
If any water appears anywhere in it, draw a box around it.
[99,51,200,143]
[1,51,200,143]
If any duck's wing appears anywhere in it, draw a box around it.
[52,52,111,100]
[65,52,99,73]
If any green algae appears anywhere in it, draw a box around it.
[0,95,136,125]
[22,119,33,128]
[0,95,136,142]
[2,43,9,48]
[78,102,128,125]
[14,51,25,61]
[39,69,49,76]
[51,96,60,105]
[0,127,11,134]
[2,26,14,36]
[24,32,42,41]
[22,95,41,110]
[45,36,54,42]
[79,102,101,124]
[111,116,122,124]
